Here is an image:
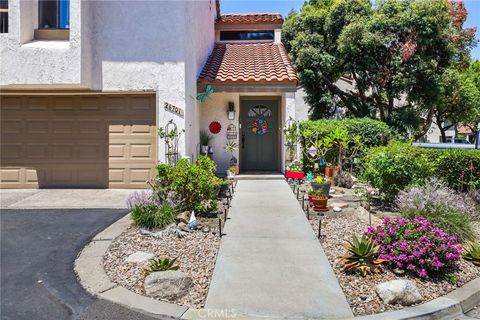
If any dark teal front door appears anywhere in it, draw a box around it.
[240,99,278,171]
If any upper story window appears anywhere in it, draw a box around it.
[38,0,70,29]
[220,30,274,41]
[0,0,8,33]
[35,0,69,40]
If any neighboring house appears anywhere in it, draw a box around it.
[0,0,300,188]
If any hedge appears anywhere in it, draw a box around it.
[299,118,392,149]
[361,143,480,203]
[299,118,393,172]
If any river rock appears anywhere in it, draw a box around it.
[144,270,193,299]
[376,280,422,306]
[125,251,155,263]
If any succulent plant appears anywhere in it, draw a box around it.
[340,235,386,276]
[462,242,480,266]
[144,257,179,275]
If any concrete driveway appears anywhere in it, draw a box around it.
[0,189,167,320]
[1,189,137,209]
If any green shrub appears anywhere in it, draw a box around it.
[156,156,221,214]
[144,257,179,275]
[342,118,392,149]
[396,179,475,243]
[131,201,176,229]
[361,143,435,203]
[434,149,480,192]
[361,143,480,204]
[299,118,393,172]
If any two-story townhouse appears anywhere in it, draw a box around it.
[0,0,299,189]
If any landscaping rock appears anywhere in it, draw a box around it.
[125,251,155,263]
[328,202,348,209]
[144,270,193,299]
[376,280,422,306]
[177,211,189,223]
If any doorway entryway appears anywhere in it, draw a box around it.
[240,98,279,172]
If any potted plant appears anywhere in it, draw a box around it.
[311,189,329,212]
[224,140,239,174]
[285,161,304,179]
[200,129,213,154]
[311,175,331,196]
[227,165,236,179]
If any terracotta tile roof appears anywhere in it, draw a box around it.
[198,43,298,85]
[217,13,284,25]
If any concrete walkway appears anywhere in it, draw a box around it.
[205,179,353,319]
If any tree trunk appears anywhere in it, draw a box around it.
[413,105,436,141]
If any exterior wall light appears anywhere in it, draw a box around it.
[227,102,235,120]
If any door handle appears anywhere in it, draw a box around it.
[241,132,245,149]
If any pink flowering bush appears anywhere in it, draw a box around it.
[366,217,462,278]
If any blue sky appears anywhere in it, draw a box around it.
[221,0,480,60]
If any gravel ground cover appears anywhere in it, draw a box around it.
[104,225,220,308]
[309,213,480,315]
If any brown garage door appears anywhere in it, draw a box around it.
[0,93,157,188]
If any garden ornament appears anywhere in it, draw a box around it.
[308,146,316,157]
[188,211,199,230]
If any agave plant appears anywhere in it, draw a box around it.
[463,242,480,266]
[144,257,179,275]
[340,235,386,276]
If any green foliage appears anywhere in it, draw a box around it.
[435,149,480,192]
[462,242,480,266]
[396,179,477,243]
[361,143,480,203]
[131,202,176,230]
[361,143,435,203]
[200,129,213,146]
[283,0,476,137]
[144,257,179,275]
[436,66,480,141]
[340,235,386,277]
[156,156,221,214]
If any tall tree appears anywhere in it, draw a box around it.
[283,0,477,138]
[435,65,480,142]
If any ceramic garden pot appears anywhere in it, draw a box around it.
[312,196,329,212]
[201,146,209,154]
[325,166,338,177]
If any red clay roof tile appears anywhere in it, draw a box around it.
[217,13,283,25]
[198,43,298,85]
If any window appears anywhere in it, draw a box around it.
[0,0,7,33]
[38,0,70,29]
[248,105,272,118]
[220,30,274,41]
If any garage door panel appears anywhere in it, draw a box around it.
[25,97,48,111]
[2,120,23,134]
[26,120,50,135]
[1,94,156,189]
[52,120,76,134]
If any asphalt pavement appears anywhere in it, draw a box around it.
[0,208,168,320]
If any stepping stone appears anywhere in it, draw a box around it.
[125,251,155,263]
[328,202,348,209]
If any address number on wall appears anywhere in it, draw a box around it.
[164,102,184,117]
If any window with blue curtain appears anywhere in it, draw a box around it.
[38,0,69,29]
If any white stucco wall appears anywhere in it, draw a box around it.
[184,0,216,161]
[0,0,82,84]
[88,0,215,162]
